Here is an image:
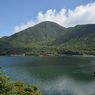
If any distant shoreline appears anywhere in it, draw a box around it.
[0,54,95,57]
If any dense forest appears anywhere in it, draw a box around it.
[0,21,95,56]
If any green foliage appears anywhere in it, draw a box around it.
[0,21,95,56]
[0,72,13,95]
[0,71,42,95]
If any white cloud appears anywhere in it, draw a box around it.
[14,20,35,33]
[14,2,95,33]
[37,9,67,26]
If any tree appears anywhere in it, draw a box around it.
[0,60,42,95]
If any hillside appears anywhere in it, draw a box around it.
[52,24,95,55]
[0,21,95,55]
[10,21,65,44]
[52,24,95,45]
[0,21,65,55]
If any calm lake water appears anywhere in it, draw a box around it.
[0,56,95,95]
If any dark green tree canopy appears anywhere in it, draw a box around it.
[0,21,95,55]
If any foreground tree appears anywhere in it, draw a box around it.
[0,60,42,95]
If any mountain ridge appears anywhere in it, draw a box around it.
[9,21,65,44]
[0,21,95,55]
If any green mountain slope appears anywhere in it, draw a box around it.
[0,21,65,55]
[0,21,95,55]
[52,24,95,55]
[52,24,95,45]
[10,21,65,44]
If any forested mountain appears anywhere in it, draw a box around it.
[0,21,95,55]
[52,24,95,55]
[52,24,95,45]
[10,21,65,44]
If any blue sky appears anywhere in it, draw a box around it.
[0,0,95,38]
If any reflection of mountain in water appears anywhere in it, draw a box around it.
[13,56,94,81]
[1,56,95,95]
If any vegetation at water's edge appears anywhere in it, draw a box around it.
[0,60,42,95]
[0,72,42,95]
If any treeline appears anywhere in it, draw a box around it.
[1,43,95,56]
[1,22,95,56]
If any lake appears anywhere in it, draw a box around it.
[0,56,95,95]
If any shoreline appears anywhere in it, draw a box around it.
[0,54,95,57]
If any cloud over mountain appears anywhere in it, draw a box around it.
[14,2,95,33]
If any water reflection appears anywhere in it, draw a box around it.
[0,56,95,95]
[13,56,94,81]
[40,77,95,95]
